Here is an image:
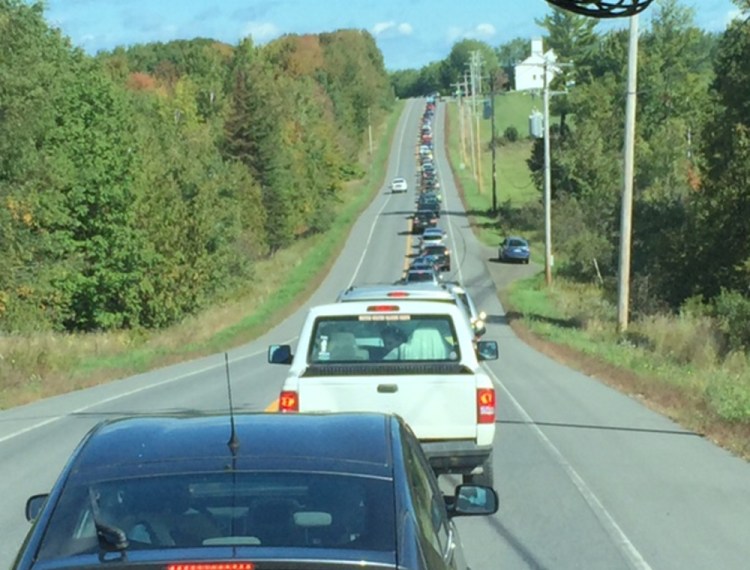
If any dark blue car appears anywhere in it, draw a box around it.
[499,236,530,264]
[13,412,498,570]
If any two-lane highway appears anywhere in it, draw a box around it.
[2,98,750,569]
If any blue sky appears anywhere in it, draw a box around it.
[44,0,743,71]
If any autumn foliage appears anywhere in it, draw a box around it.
[0,1,393,332]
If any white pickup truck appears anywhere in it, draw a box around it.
[268,299,499,486]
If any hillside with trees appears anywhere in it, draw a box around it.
[0,0,394,333]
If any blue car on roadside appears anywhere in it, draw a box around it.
[498,236,530,264]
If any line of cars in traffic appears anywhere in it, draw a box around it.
[262,99,496,489]
[402,99,455,289]
[12,96,499,570]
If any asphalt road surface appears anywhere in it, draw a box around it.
[1,99,749,569]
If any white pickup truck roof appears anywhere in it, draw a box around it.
[336,283,483,337]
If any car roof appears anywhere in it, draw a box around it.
[338,283,456,302]
[68,412,396,482]
[312,298,461,316]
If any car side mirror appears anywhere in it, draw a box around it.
[26,494,48,522]
[268,344,293,364]
[447,485,499,517]
[476,340,498,361]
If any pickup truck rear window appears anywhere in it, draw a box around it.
[309,315,460,363]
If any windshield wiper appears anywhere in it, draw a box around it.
[88,487,129,552]
[95,520,130,551]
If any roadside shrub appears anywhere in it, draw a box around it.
[555,280,615,328]
[497,199,543,233]
[705,353,750,422]
[630,274,671,318]
[557,229,614,283]
[553,194,616,283]
[634,313,719,368]
[504,126,519,142]
[309,204,336,234]
[712,290,750,353]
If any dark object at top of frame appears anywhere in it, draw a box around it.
[546,0,655,18]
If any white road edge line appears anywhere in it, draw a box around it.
[0,341,299,444]
[486,367,654,570]
[348,99,414,289]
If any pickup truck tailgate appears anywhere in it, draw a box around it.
[297,372,477,440]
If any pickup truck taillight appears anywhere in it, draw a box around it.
[279,390,299,413]
[477,388,496,424]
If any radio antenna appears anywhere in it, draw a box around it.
[224,352,240,455]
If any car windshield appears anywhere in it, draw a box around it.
[508,239,527,247]
[36,472,395,560]
[310,315,459,362]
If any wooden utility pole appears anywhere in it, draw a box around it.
[451,81,467,165]
[464,72,477,177]
[491,80,497,213]
[617,14,640,333]
[367,107,373,157]
[543,58,553,286]
[475,52,484,195]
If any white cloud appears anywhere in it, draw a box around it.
[475,23,496,37]
[397,22,414,35]
[242,21,281,43]
[447,22,497,43]
[372,21,413,37]
[373,21,395,35]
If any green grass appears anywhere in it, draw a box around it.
[493,91,543,135]
[494,141,537,205]
[507,274,564,321]
[444,95,542,249]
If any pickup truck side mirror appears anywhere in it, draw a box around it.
[476,340,498,361]
[268,344,293,364]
